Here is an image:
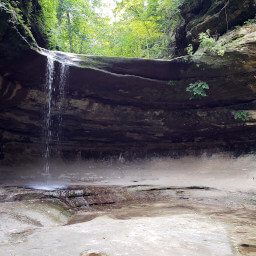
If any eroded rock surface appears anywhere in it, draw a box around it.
[1,27,256,163]
[173,0,256,56]
[0,2,256,164]
[0,184,256,256]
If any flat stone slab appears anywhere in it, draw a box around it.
[0,214,233,256]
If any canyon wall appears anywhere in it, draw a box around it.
[0,1,256,164]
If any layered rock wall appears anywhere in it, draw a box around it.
[0,1,256,164]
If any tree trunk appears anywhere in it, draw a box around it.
[79,28,86,54]
[67,12,73,53]
[146,37,150,58]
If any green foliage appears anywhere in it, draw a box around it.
[38,0,184,58]
[233,111,249,121]
[182,56,188,61]
[0,1,36,48]
[230,16,256,31]
[186,44,193,56]
[186,81,209,99]
[199,29,227,56]
[0,2,23,25]
[39,0,95,52]
[244,16,256,25]
[234,25,242,29]
[0,3,9,12]
[168,80,177,86]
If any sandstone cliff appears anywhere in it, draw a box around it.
[0,1,256,164]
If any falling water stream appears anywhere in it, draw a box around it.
[57,63,69,152]
[43,55,69,181]
[44,56,54,178]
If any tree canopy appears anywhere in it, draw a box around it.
[39,0,184,58]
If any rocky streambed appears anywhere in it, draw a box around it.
[0,183,256,256]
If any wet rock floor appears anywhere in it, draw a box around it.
[0,185,256,256]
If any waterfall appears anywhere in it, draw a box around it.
[57,63,69,150]
[44,56,54,178]
[43,56,69,178]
